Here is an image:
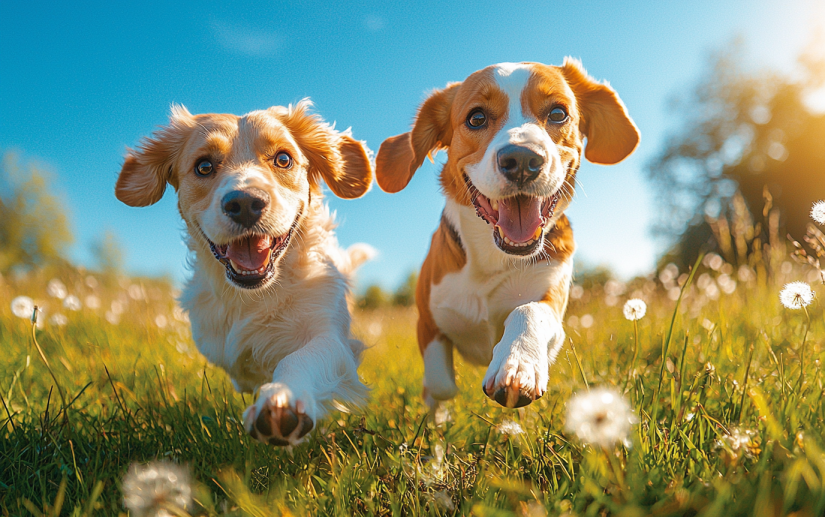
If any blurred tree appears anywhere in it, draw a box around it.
[358,284,389,310]
[648,40,825,269]
[91,228,124,274]
[0,152,73,273]
[392,271,417,307]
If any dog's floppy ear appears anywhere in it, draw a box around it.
[282,101,373,199]
[116,105,194,207]
[560,58,640,165]
[375,82,461,193]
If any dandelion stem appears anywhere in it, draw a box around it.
[797,305,811,393]
[603,447,627,500]
[737,344,755,424]
[625,320,640,393]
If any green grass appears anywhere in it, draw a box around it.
[1,261,824,516]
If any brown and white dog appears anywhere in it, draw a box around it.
[375,60,639,409]
[116,101,374,445]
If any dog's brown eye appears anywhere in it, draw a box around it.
[195,159,214,176]
[548,107,568,123]
[466,109,487,129]
[274,152,293,169]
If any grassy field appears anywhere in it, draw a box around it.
[1,254,825,516]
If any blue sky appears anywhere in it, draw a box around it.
[1,0,822,290]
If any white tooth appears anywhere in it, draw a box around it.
[229,260,239,271]
[491,199,499,211]
[504,237,512,245]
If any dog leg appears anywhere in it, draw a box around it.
[481,302,564,408]
[422,338,458,408]
[243,336,366,446]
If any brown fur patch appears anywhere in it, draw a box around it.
[416,220,466,353]
[559,58,640,165]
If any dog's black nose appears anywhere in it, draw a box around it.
[497,145,545,186]
[221,190,268,228]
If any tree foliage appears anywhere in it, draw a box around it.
[648,41,825,268]
[357,271,419,310]
[90,228,124,274]
[0,152,73,273]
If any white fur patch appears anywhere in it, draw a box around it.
[180,199,369,436]
[428,199,573,370]
[481,302,565,396]
[464,62,565,201]
[423,339,458,402]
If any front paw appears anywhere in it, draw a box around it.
[243,383,315,446]
[482,349,548,409]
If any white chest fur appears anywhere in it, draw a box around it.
[429,200,573,365]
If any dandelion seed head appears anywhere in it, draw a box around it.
[714,427,761,460]
[105,311,121,325]
[565,387,635,449]
[49,313,68,326]
[811,201,825,225]
[779,281,814,309]
[46,279,67,299]
[10,296,34,319]
[63,295,82,311]
[122,461,191,517]
[623,299,647,321]
[498,420,524,437]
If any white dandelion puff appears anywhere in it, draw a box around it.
[111,300,125,315]
[565,387,636,449]
[622,299,647,321]
[811,201,825,225]
[10,296,34,319]
[714,427,760,460]
[780,282,814,309]
[46,279,67,299]
[498,420,525,437]
[63,295,82,311]
[122,461,191,517]
[85,295,101,310]
[49,313,68,327]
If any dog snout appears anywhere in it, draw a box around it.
[221,189,269,228]
[497,145,545,187]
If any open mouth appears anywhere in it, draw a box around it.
[202,211,302,289]
[464,174,559,256]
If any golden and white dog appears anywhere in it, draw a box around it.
[375,60,639,409]
[116,101,373,445]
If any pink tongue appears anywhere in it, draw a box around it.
[226,235,274,271]
[497,196,542,243]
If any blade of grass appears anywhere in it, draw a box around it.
[649,253,703,445]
